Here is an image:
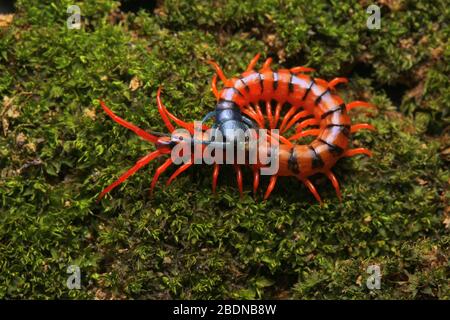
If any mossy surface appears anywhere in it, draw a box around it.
[0,0,448,299]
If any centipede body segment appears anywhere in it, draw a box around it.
[98,54,376,203]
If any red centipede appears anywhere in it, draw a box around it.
[98,53,376,203]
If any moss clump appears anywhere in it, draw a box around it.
[0,1,448,299]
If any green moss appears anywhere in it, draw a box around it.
[0,0,448,299]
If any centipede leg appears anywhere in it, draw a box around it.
[303,179,322,204]
[242,108,264,129]
[282,110,310,134]
[98,150,162,201]
[279,105,301,132]
[207,60,227,83]
[288,129,320,141]
[253,103,265,128]
[266,101,274,128]
[211,74,219,99]
[295,118,319,133]
[329,77,348,90]
[246,53,261,72]
[351,123,376,133]
[261,57,272,70]
[314,78,329,88]
[268,131,293,147]
[252,167,260,194]
[156,87,175,133]
[290,66,315,73]
[212,163,220,194]
[346,101,375,111]
[343,148,372,158]
[233,164,244,197]
[264,175,278,200]
[150,158,173,195]
[273,101,282,128]
[325,171,342,201]
[166,162,193,186]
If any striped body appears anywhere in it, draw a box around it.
[98,55,374,202]
[216,69,351,179]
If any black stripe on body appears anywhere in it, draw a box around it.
[302,79,315,101]
[239,78,250,92]
[320,103,346,119]
[309,145,324,169]
[288,148,300,174]
[318,138,344,156]
[223,87,244,98]
[217,99,239,110]
[258,73,264,93]
[273,72,279,90]
[326,124,350,138]
[314,88,330,105]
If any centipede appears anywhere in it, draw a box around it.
[97,53,376,203]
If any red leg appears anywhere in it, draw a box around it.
[99,100,158,143]
[346,101,375,111]
[343,148,372,158]
[246,105,264,126]
[156,87,175,133]
[351,123,376,133]
[314,78,329,88]
[279,105,301,133]
[166,162,192,186]
[212,163,220,194]
[207,60,227,83]
[303,179,322,204]
[234,164,243,197]
[252,167,260,194]
[282,110,310,133]
[325,171,341,201]
[246,105,256,114]
[295,118,319,133]
[329,77,348,90]
[290,66,315,73]
[264,175,278,200]
[261,57,272,70]
[273,101,282,128]
[242,108,264,129]
[246,53,261,72]
[288,129,320,141]
[98,150,161,200]
[268,131,293,147]
[157,88,197,133]
[211,74,219,100]
[150,158,173,194]
[266,101,274,129]
[253,103,265,128]
[242,108,258,120]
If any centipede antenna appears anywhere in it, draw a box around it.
[147,130,171,137]
[97,150,162,201]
